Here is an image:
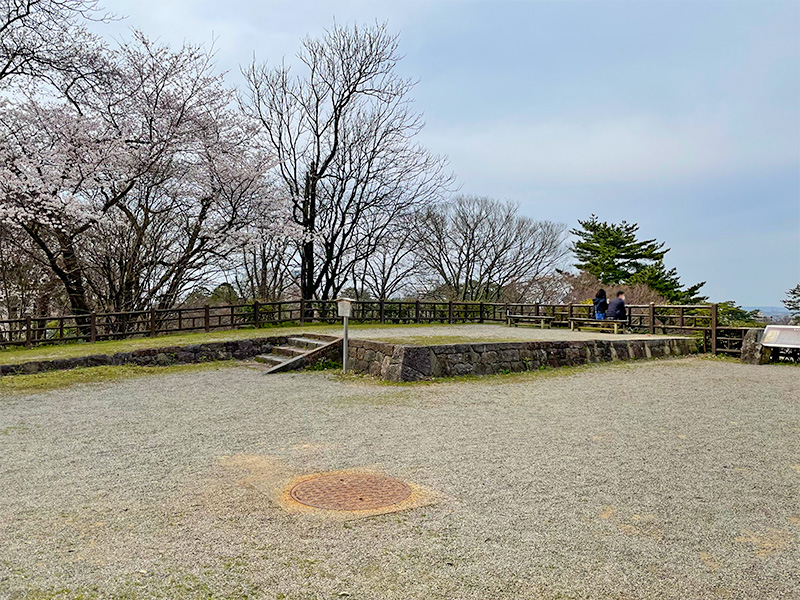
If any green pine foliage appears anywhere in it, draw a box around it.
[717,301,762,326]
[782,283,800,318]
[570,215,706,303]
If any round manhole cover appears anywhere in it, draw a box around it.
[290,472,412,511]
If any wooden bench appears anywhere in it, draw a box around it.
[506,314,555,328]
[569,317,629,334]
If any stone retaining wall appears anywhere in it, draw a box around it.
[0,336,321,376]
[349,337,698,382]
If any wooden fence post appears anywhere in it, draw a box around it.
[150,308,157,337]
[204,304,210,333]
[679,306,685,328]
[711,303,718,355]
[379,299,385,324]
[415,300,421,323]
[649,302,655,335]
[534,303,540,316]
[448,300,453,324]
[253,301,260,328]
[90,312,97,343]
[568,303,574,320]
[24,315,32,349]
[479,302,484,323]
[300,298,306,325]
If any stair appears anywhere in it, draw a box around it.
[254,334,340,374]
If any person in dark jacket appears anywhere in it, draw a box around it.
[592,289,608,320]
[606,291,627,320]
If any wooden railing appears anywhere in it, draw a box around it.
[0,300,747,356]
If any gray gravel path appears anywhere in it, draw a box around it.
[0,358,797,599]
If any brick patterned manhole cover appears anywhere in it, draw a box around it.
[290,473,412,511]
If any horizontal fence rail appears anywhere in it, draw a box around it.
[0,300,746,356]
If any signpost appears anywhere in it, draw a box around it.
[337,298,353,373]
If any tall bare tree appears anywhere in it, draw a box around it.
[242,22,451,301]
[414,195,569,302]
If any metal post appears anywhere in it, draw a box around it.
[342,315,349,374]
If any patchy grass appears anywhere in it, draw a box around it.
[0,323,506,365]
[0,324,338,366]
[304,357,342,371]
[366,335,518,346]
[0,321,477,366]
[0,361,240,395]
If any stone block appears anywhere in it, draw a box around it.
[740,328,769,364]
[85,354,113,367]
[401,347,432,376]
[177,352,196,363]
[499,349,519,361]
[21,361,40,374]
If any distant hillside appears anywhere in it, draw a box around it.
[743,306,791,317]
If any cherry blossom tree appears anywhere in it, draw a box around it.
[0,33,293,330]
[0,0,112,102]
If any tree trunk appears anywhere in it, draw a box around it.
[58,237,93,335]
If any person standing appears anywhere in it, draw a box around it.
[606,291,627,320]
[592,289,608,320]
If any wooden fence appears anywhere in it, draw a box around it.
[0,300,747,356]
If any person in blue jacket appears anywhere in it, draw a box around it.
[592,289,608,320]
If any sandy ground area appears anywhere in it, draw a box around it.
[346,322,684,343]
[0,357,797,599]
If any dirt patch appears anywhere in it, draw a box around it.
[188,455,439,521]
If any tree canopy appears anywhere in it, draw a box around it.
[570,215,706,303]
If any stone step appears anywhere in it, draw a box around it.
[287,336,328,349]
[272,345,307,357]
[253,354,286,366]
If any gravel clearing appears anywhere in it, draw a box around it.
[0,357,797,599]
[347,323,678,342]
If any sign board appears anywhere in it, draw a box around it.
[761,325,800,349]
[337,298,353,318]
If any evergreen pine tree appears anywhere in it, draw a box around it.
[570,215,706,302]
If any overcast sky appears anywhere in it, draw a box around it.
[92,0,800,306]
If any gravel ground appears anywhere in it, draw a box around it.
[347,323,678,342]
[0,357,797,599]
